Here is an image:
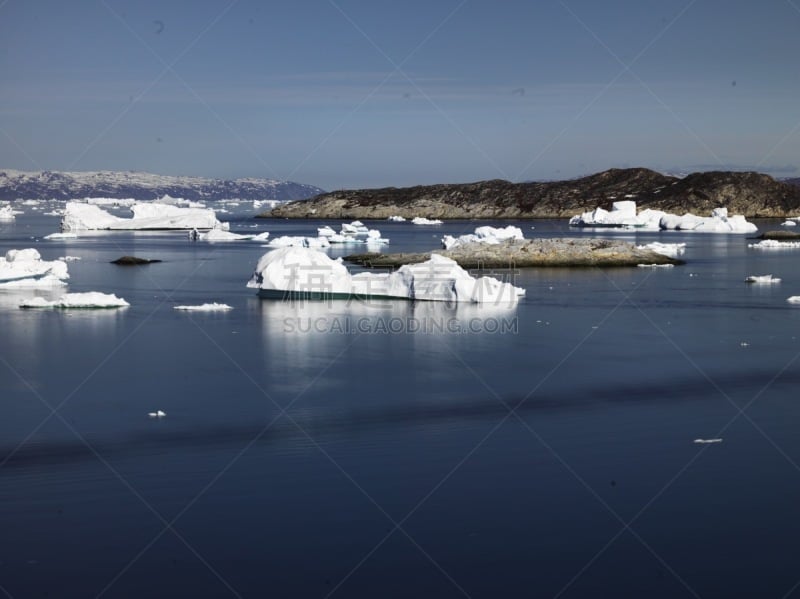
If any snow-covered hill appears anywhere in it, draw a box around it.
[0,169,324,202]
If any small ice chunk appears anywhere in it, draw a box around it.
[387,215,406,222]
[636,242,686,258]
[173,303,233,311]
[781,221,797,227]
[637,263,675,268]
[745,275,781,284]
[148,410,167,418]
[787,296,800,304]
[749,240,800,249]
[44,232,78,240]
[411,217,443,225]
[693,438,723,444]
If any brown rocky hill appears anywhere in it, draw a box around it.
[265,168,800,219]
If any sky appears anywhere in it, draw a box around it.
[1,0,800,190]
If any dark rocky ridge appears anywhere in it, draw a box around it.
[266,168,800,219]
[0,169,324,202]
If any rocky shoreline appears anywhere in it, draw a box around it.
[344,238,682,268]
[265,168,800,220]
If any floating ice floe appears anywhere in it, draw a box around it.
[0,249,69,288]
[748,239,800,249]
[635,242,686,258]
[44,232,78,240]
[411,217,443,225]
[61,200,225,231]
[268,236,331,248]
[174,303,233,311]
[788,296,800,304]
[247,247,525,303]
[19,291,129,309]
[693,438,723,444]
[58,256,82,262]
[781,220,797,227]
[442,225,524,250]
[189,227,255,241]
[317,226,337,237]
[148,410,166,418]
[387,215,406,222]
[745,275,781,284]
[570,202,756,233]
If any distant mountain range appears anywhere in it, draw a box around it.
[0,169,325,202]
[268,168,800,219]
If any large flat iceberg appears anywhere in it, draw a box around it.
[20,292,129,309]
[247,247,525,303]
[570,202,756,233]
[61,201,225,231]
[0,249,69,288]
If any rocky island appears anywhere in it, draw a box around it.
[344,238,682,268]
[265,168,800,219]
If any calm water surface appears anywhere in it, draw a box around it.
[2,209,800,598]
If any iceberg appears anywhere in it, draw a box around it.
[788,296,800,304]
[748,240,800,249]
[442,225,524,250]
[341,221,369,235]
[268,236,331,248]
[366,229,389,245]
[0,249,69,288]
[781,220,797,227]
[19,291,129,309]
[745,275,781,284]
[317,226,337,237]
[411,217,443,225]
[247,247,525,303]
[61,200,225,231]
[189,227,255,241]
[174,303,233,311]
[387,215,406,222]
[659,208,757,233]
[85,197,137,207]
[44,232,78,240]
[570,202,756,233]
[635,242,686,258]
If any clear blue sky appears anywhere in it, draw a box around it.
[2,0,799,190]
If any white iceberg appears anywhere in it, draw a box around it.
[155,194,206,208]
[148,410,167,418]
[58,256,82,262]
[745,275,781,284]
[693,438,723,444]
[252,231,271,241]
[387,215,406,222]
[411,217,443,225]
[317,226,337,237]
[748,239,800,249]
[61,200,225,231]
[366,229,389,245]
[174,303,233,311]
[268,236,331,248]
[781,220,797,227]
[635,242,686,258]
[442,225,524,250]
[341,221,369,235]
[788,296,800,304]
[247,247,525,304]
[189,227,255,241]
[44,232,78,240]
[659,208,757,233]
[0,249,69,288]
[19,291,129,309]
[570,202,756,233]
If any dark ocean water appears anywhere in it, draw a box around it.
[2,209,800,598]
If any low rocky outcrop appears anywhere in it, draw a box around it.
[345,238,682,268]
[759,230,800,240]
[111,256,162,265]
[265,168,800,219]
